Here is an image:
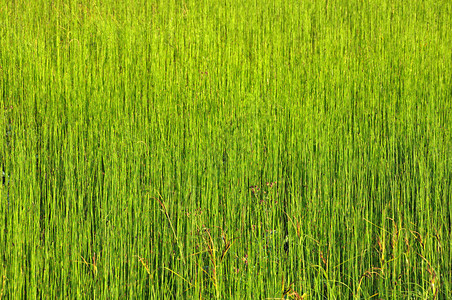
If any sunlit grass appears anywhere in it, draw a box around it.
[0,0,451,298]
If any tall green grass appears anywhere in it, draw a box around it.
[1,0,451,298]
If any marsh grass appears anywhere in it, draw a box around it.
[0,0,451,298]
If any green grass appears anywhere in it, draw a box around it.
[1,0,451,298]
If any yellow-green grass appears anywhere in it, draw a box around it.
[0,0,451,298]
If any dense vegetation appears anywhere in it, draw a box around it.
[1,0,451,298]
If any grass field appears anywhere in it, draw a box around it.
[1,0,451,298]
